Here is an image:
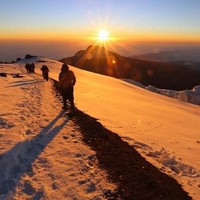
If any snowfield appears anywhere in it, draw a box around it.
[0,57,200,199]
[0,63,116,199]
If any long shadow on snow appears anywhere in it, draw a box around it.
[6,79,44,87]
[0,111,69,196]
[73,110,191,200]
[52,80,192,200]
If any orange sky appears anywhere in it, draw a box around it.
[1,0,200,61]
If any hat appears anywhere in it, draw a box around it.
[61,63,69,72]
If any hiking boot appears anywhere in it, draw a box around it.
[62,105,67,110]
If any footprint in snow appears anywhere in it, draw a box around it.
[22,180,36,196]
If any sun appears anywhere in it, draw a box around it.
[97,29,109,42]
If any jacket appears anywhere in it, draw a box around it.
[59,70,76,88]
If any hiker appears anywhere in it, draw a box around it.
[31,63,35,73]
[40,65,49,81]
[58,63,76,113]
[25,63,30,73]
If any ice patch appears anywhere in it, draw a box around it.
[147,148,200,178]
[122,137,200,178]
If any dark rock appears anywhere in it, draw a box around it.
[0,73,7,77]
[24,54,37,59]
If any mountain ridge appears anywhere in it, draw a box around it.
[60,45,200,90]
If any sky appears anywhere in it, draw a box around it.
[0,0,200,61]
[0,57,200,199]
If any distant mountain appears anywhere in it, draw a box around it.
[60,45,200,90]
[130,49,200,63]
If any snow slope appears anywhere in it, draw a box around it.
[1,57,200,199]
[0,64,116,199]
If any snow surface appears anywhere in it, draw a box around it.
[0,57,200,199]
[0,63,116,199]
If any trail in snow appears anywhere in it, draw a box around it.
[0,63,194,199]
[0,70,115,200]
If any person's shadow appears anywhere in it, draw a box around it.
[0,110,69,196]
[74,109,192,200]
[6,79,44,88]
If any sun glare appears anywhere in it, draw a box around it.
[97,29,109,42]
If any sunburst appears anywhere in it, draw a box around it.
[97,29,109,42]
